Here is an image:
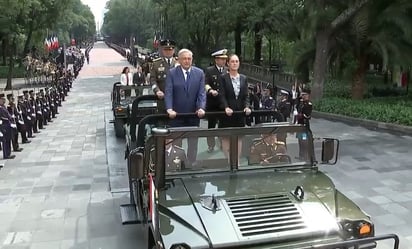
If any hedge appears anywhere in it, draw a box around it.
[315,97,412,126]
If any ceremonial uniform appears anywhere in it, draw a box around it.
[296,89,313,160]
[277,90,291,121]
[17,94,31,143]
[249,138,287,165]
[150,39,177,113]
[260,85,275,123]
[25,90,38,135]
[7,94,24,152]
[150,144,187,171]
[0,94,15,159]
[204,49,228,152]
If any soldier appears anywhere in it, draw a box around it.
[296,88,313,160]
[25,90,39,135]
[17,94,31,143]
[150,39,177,113]
[0,93,16,159]
[277,90,291,122]
[204,49,228,152]
[260,84,275,122]
[31,90,44,130]
[249,133,287,165]
[6,94,23,152]
[150,139,187,171]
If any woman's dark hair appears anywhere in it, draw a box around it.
[122,67,129,74]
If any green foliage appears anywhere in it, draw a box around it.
[0,66,25,78]
[315,96,412,126]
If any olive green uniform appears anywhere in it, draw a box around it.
[249,140,288,165]
[150,57,177,112]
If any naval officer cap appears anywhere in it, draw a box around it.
[211,49,228,59]
[160,39,176,49]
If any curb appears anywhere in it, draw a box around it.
[312,111,412,136]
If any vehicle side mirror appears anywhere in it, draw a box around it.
[321,138,339,164]
[128,149,144,180]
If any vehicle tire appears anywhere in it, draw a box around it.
[114,118,125,138]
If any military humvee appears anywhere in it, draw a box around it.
[111,83,154,138]
[120,112,399,249]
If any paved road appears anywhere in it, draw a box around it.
[0,41,410,249]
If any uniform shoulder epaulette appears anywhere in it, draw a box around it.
[152,58,162,62]
[253,140,264,146]
[275,141,285,145]
[308,101,312,105]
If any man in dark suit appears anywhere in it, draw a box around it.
[204,49,228,152]
[164,48,206,165]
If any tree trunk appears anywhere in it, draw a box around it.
[253,23,262,65]
[234,20,242,59]
[2,38,6,66]
[23,22,34,55]
[6,38,16,90]
[351,54,368,100]
[312,29,331,100]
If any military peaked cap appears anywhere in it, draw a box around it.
[29,90,34,94]
[23,90,29,94]
[160,39,176,48]
[211,49,228,59]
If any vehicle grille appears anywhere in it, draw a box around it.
[226,194,306,237]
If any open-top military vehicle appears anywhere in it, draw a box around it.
[120,111,399,249]
[111,83,154,138]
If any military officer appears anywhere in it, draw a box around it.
[296,88,313,160]
[249,133,287,165]
[277,90,291,122]
[150,139,187,171]
[205,49,228,152]
[0,94,16,159]
[150,39,177,113]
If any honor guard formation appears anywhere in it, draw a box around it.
[0,44,91,160]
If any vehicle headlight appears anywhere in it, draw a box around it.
[340,220,374,239]
[170,244,190,249]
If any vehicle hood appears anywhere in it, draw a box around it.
[158,170,346,249]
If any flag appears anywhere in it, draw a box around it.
[153,34,159,49]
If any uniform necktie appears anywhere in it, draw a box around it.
[219,67,222,73]
[167,59,171,66]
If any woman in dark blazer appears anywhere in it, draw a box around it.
[218,54,251,160]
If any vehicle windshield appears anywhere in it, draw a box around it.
[147,124,313,175]
[116,85,154,107]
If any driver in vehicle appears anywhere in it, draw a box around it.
[249,133,288,165]
[150,138,187,171]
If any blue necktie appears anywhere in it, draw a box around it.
[185,71,190,88]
